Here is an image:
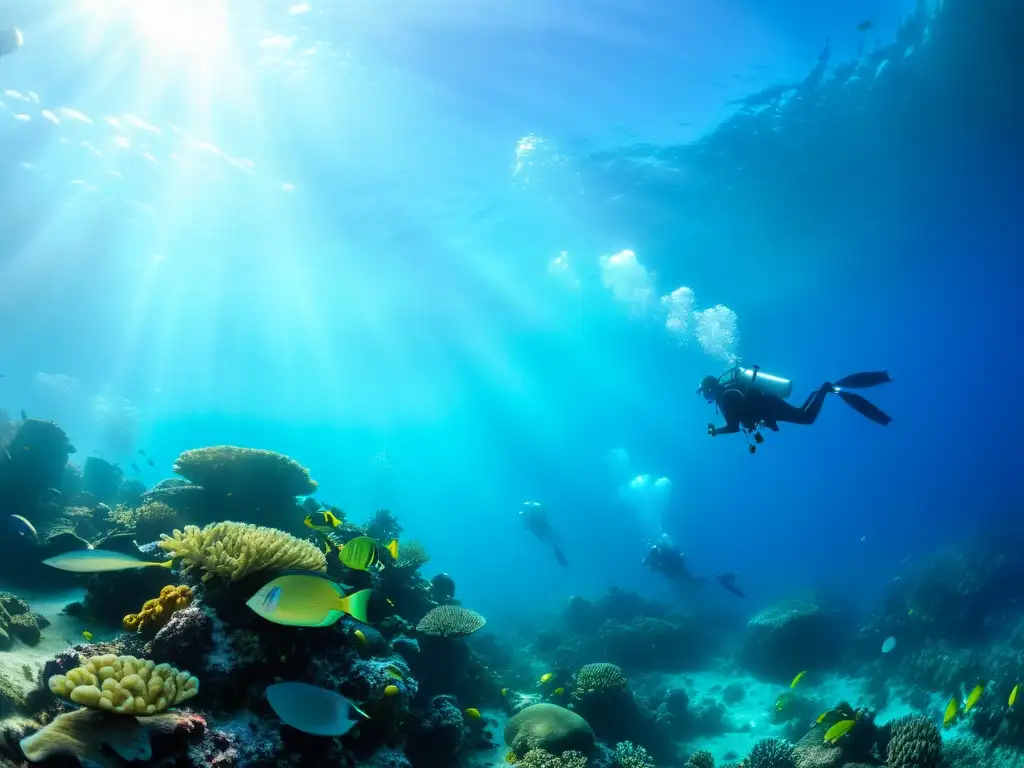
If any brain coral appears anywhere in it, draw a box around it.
[157,521,327,581]
[504,703,595,757]
[747,736,796,768]
[48,654,199,715]
[173,446,317,497]
[416,605,486,637]
[886,715,942,768]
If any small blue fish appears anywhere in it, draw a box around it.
[266,682,369,736]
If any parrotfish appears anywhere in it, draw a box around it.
[42,549,174,573]
[247,572,370,627]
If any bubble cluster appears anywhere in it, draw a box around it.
[661,286,696,341]
[693,305,740,363]
[620,474,672,538]
[547,251,580,292]
[599,249,657,320]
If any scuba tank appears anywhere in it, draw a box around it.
[727,365,793,399]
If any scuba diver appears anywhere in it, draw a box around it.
[716,572,745,598]
[0,27,23,60]
[699,365,893,454]
[642,535,707,594]
[519,501,568,567]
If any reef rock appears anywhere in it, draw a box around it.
[741,600,844,681]
[505,703,595,756]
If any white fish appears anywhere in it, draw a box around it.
[266,682,368,736]
[881,636,897,653]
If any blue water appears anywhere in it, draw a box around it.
[1,0,1021,635]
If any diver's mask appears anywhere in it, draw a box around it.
[697,375,718,402]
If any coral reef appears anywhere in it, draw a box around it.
[49,654,199,714]
[157,521,327,581]
[747,737,795,768]
[0,592,44,648]
[107,501,178,542]
[741,600,846,681]
[885,715,942,768]
[505,703,596,757]
[416,606,486,637]
[123,585,194,636]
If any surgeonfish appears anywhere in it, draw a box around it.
[247,572,371,627]
[304,510,342,532]
[823,719,856,744]
[9,515,38,541]
[790,671,807,688]
[1011,684,1020,708]
[42,549,174,573]
[965,682,985,712]
[553,687,564,696]
[338,536,398,572]
[81,631,93,641]
[943,696,959,728]
[266,682,368,736]
[539,673,554,685]
[465,708,481,720]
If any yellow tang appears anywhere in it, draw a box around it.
[465,708,482,720]
[338,536,399,571]
[1010,684,1020,708]
[790,671,807,688]
[247,572,371,627]
[553,687,564,696]
[304,510,342,532]
[501,688,508,697]
[81,631,93,641]
[965,682,985,712]
[816,711,829,725]
[823,719,856,744]
[943,696,959,728]
[539,673,554,685]
[384,685,400,697]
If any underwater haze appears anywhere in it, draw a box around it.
[0,0,1023,766]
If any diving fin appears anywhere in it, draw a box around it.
[834,371,892,389]
[553,544,568,568]
[837,391,892,426]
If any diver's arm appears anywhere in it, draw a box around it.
[709,422,739,436]
[709,389,743,436]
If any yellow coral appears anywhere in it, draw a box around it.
[123,585,193,635]
[47,654,199,715]
[157,521,327,582]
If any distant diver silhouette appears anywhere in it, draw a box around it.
[519,501,568,567]
[716,573,745,598]
[699,365,893,454]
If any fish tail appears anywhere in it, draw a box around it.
[386,539,399,560]
[338,589,372,624]
[155,559,175,569]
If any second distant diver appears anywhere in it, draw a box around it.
[699,365,892,453]
[519,501,568,567]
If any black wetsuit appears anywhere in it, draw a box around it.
[710,381,832,436]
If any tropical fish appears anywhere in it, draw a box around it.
[943,696,959,728]
[500,688,508,697]
[553,687,564,696]
[42,549,174,573]
[465,708,481,720]
[353,629,367,645]
[338,536,398,572]
[81,631,93,641]
[816,711,829,725]
[775,692,796,711]
[9,515,38,541]
[790,671,807,688]
[247,573,371,627]
[881,636,897,653]
[383,685,400,697]
[1011,684,1020,708]
[384,665,404,682]
[539,673,554,685]
[823,719,856,744]
[965,682,985,712]
[266,682,368,736]
[304,510,342,532]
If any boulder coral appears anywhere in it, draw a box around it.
[48,654,199,715]
[504,703,595,757]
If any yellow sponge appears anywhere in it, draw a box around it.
[48,654,199,715]
[123,585,193,635]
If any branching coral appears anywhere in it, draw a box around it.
[172,446,317,497]
[886,715,942,768]
[48,654,199,715]
[518,749,589,768]
[396,540,430,570]
[747,736,795,768]
[615,741,656,768]
[123,585,193,635]
[416,605,486,637]
[157,522,326,582]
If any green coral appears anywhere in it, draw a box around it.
[615,741,656,768]
[684,748,715,768]
[886,715,941,768]
[574,663,628,694]
[747,736,795,768]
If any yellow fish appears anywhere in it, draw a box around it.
[304,510,342,532]
[386,599,395,607]
[383,684,400,697]
[790,671,807,688]
[823,719,856,744]
[965,682,985,712]
[816,711,829,724]
[42,549,174,573]
[465,708,481,720]
[384,665,405,682]
[553,687,564,696]
[81,631,93,641]
[775,692,796,711]
[501,688,508,697]
[338,537,399,572]
[539,673,554,685]
[246,573,371,626]
[1011,684,1020,708]
[943,696,959,728]
[354,629,367,645]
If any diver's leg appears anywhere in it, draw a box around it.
[770,385,831,425]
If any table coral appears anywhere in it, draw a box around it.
[157,521,327,581]
[123,585,193,635]
[48,654,199,715]
[416,606,486,638]
[172,445,317,498]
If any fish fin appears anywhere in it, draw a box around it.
[385,539,399,560]
[337,589,372,624]
[155,559,175,569]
